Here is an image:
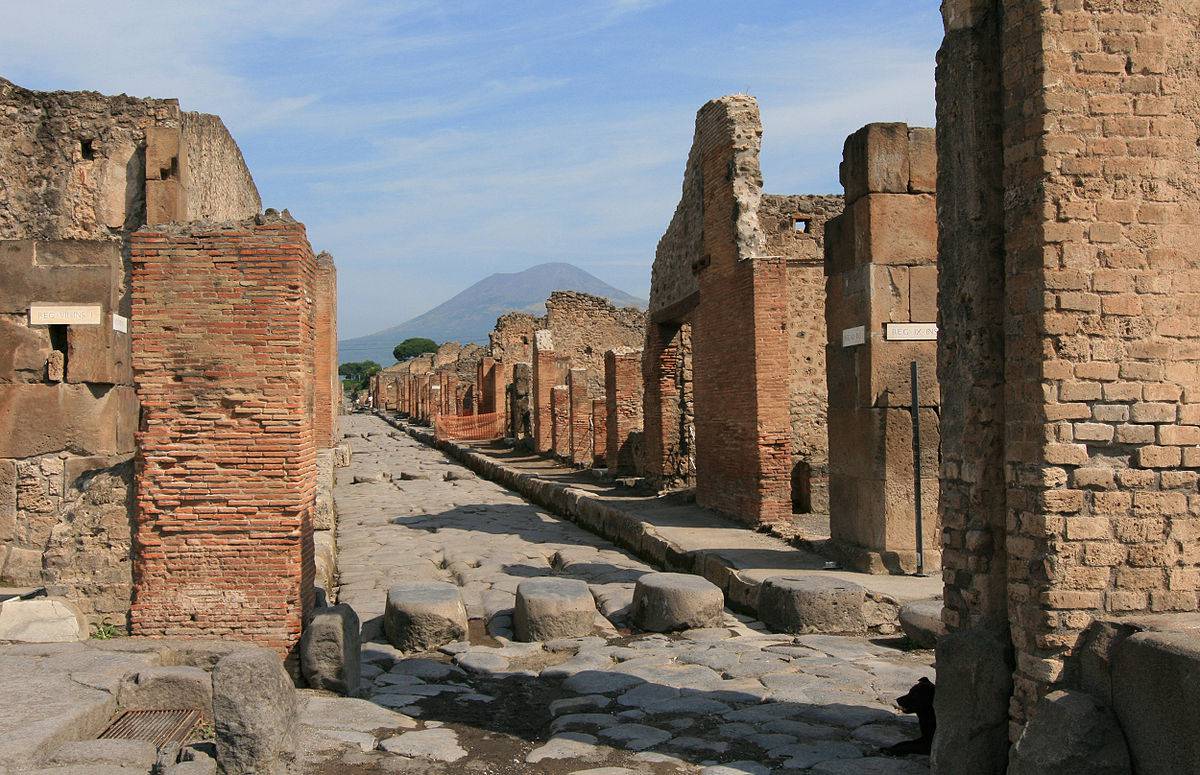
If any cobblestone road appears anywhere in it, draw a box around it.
[305,413,934,774]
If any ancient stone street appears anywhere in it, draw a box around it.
[302,413,934,773]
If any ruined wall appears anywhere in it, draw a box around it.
[314,251,338,448]
[129,213,316,660]
[935,1,1200,766]
[762,193,844,514]
[180,112,261,221]
[0,78,175,240]
[0,79,261,625]
[605,347,644,476]
[544,291,644,395]
[824,123,940,573]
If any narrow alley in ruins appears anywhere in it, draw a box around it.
[304,413,934,774]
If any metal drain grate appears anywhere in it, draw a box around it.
[98,709,202,748]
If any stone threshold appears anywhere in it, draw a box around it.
[374,411,940,631]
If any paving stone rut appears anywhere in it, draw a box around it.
[306,413,933,774]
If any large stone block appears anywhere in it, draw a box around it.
[300,603,361,696]
[630,573,724,632]
[931,623,1012,775]
[118,666,213,721]
[384,582,468,653]
[211,648,298,775]
[841,123,911,204]
[1111,630,1200,773]
[0,384,136,457]
[757,576,866,635]
[514,577,597,642]
[0,317,52,382]
[899,599,946,648]
[1008,690,1131,775]
[0,597,87,642]
[907,127,937,194]
[846,193,938,267]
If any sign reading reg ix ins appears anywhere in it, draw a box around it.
[885,322,937,341]
[29,304,103,325]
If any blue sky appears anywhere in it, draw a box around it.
[2,1,941,339]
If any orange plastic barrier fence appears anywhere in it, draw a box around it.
[434,412,506,441]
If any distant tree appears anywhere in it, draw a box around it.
[339,360,381,394]
[393,337,438,362]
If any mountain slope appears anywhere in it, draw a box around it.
[339,262,645,365]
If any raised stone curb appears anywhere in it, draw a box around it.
[376,412,912,633]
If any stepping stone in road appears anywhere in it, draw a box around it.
[514,577,598,642]
[756,576,866,635]
[384,582,469,652]
[630,573,724,633]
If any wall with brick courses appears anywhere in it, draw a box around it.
[568,368,593,466]
[0,80,260,625]
[936,0,1200,759]
[647,95,794,525]
[591,398,608,467]
[129,214,316,660]
[824,123,940,573]
[314,251,338,448]
[761,193,844,514]
[605,348,644,476]
[550,385,570,459]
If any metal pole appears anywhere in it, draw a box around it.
[910,360,925,576]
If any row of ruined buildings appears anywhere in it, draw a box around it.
[0,76,343,664]
[372,116,936,576]
[370,2,1200,771]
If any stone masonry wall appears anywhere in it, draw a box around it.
[824,123,940,573]
[314,251,338,448]
[180,112,262,221]
[0,80,260,625]
[544,291,645,396]
[761,193,844,515]
[129,213,316,660]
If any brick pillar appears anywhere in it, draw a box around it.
[824,123,940,574]
[606,347,644,475]
[642,323,681,483]
[550,384,570,459]
[592,398,608,468]
[129,215,316,662]
[430,384,441,418]
[313,252,337,448]
[532,330,556,453]
[568,368,592,467]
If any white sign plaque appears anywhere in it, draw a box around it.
[29,304,102,326]
[841,325,866,347]
[885,322,938,341]
[112,313,129,333]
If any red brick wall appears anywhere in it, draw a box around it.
[129,215,316,661]
[568,368,592,466]
[551,384,570,459]
[606,347,643,475]
[695,252,792,525]
[591,398,607,467]
[313,252,337,448]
